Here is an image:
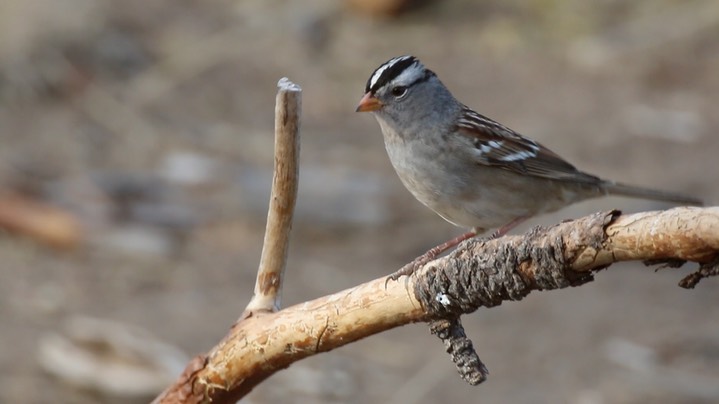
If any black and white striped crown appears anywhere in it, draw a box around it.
[365,55,429,94]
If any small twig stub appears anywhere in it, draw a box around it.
[429,318,488,385]
[679,256,719,289]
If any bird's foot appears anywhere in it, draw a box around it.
[386,252,435,284]
[385,229,479,286]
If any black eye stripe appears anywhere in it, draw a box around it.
[366,56,419,94]
[387,70,435,99]
[406,69,435,88]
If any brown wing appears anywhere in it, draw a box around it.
[456,107,602,185]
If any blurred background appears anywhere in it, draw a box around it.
[0,0,717,403]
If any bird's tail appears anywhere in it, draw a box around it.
[602,181,703,206]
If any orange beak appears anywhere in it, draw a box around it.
[356,92,383,112]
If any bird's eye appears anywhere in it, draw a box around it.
[391,86,408,98]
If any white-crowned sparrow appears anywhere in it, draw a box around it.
[356,55,702,278]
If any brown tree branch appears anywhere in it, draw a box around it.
[243,78,301,316]
[154,206,718,403]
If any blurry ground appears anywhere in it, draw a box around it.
[0,0,718,403]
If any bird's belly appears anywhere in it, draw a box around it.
[390,149,583,231]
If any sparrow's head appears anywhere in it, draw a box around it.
[357,55,445,112]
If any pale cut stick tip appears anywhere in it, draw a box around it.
[277,77,302,92]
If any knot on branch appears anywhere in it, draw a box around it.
[414,211,618,318]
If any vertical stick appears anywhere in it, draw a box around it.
[244,78,301,315]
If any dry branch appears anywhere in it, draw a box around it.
[154,206,718,403]
[243,78,301,316]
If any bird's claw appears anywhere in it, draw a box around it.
[384,256,431,288]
